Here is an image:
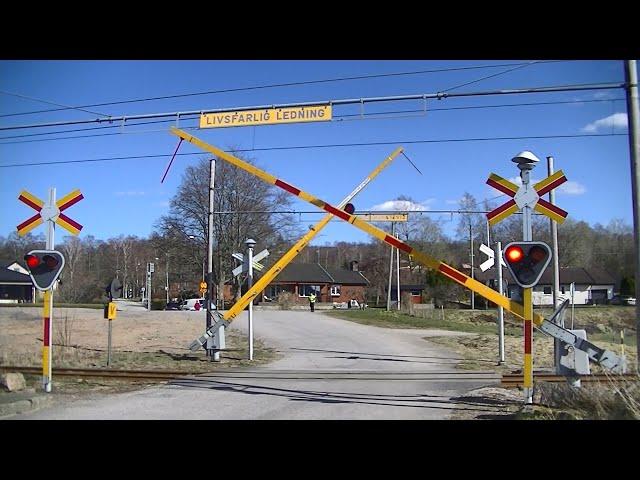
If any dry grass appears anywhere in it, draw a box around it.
[522,374,640,420]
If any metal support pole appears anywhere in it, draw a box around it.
[107,318,112,366]
[166,257,169,304]
[495,241,505,364]
[523,287,534,404]
[387,222,394,311]
[624,60,640,371]
[206,158,224,361]
[548,156,562,374]
[396,235,400,311]
[470,224,475,310]
[519,161,534,403]
[247,239,255,360]
[147,266,151,312]
[43,187,55,393]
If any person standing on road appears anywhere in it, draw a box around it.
[309,292,317,312]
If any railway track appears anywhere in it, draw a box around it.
[1,366,635,386]
[501,373,637,387]
[1,366,499,382]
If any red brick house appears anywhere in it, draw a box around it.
[225,261,369,305]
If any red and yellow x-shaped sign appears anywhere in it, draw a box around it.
[486,171,568,226]
[17,189,84,236]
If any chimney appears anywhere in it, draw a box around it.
[350,260,359,271]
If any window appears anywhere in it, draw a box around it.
[299,285,321,297]
[411,290,421,297]
[561,285,566,294]
[266,285,293,299]
[330,285,341,297]
[543,287,552,295]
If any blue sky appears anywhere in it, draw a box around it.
[0,60,634,247]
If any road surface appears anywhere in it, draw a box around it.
[15,310,500,419]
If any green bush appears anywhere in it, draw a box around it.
[151,300,166,311]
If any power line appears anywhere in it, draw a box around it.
[0,81,624,131]
[441,61,541,92]
[0,97,625,144]
[0,132,626,169]
[0,60,566,119]
[0,90,109,118]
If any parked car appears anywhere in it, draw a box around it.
[164,301,183,310]
[181,298,211,311]
[610,295,636,306]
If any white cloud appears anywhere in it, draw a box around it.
[558,181,586,195]
[155,201,170,208]
[582,112,628,133]
[370,199,433,211]
[593,91,615,100]
[115,191,146,196]
[445,199,459,205]
[508,176,585,195]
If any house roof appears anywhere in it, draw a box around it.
[475,266,616,286]
[261,263,368,285]
[324,267,369,285]
[1,258,26,270]
[0,268,32,284]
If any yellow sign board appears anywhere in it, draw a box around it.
[356,214,408,222]
[200,105,332,129]
[107,302,117,320]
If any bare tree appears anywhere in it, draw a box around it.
[156,152,299,303]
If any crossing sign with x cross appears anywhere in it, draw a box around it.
[486,171,568,226]
[17,189,84,236]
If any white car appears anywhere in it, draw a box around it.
[182,298,207,311]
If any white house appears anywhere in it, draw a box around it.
[477,267,616,306]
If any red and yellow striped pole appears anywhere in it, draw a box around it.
[170,127,545,326]
[42,289,53,392]
[523,287,533,404]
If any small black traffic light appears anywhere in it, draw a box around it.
[24,250,65,291]
[502,241,552,288]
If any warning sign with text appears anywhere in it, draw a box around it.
[200,105,332,129]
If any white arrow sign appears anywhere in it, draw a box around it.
[479,243,506,272]
[232,249,269,277]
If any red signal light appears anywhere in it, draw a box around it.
[25,254,40,269]
[505,245,524,263]
[344,203,355,214]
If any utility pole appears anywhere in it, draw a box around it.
[624,60,640,371]
[396,235,400,311]
[494,241,505,364]
[246,238,256,360]
[165,255,169,304]
[513,151,537,404]
[470,223,475,310]
[387,222,395,311]
[547,156,562,374]
[206,158,224,361]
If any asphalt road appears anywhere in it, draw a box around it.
[16,310,501,419]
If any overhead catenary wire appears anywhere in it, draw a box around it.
[0,132,627,168]
[0,96,627,145]
[0,81,625,132]
[0,90,110,118]
[0,60,566,119]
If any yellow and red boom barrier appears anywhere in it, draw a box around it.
[171,127,545,326]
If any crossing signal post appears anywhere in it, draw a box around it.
[17,187,83,392]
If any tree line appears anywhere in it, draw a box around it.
[0,152,635,305]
